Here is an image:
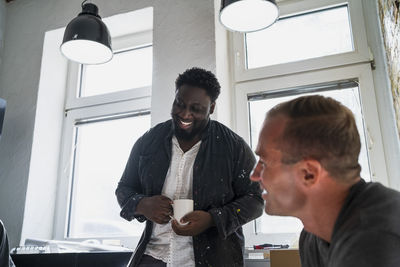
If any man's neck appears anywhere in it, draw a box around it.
[175,121,209,152]
[300,177,360,243]
[177,136,201,152]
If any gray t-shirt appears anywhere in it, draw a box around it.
[300,179,400,267]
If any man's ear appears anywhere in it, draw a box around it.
[210,102,216,114]
[298,159,323,187]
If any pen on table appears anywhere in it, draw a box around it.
[253,244,289,249]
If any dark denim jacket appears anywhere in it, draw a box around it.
[116,120,263,267]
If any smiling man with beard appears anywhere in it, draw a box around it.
[116,67,263,267]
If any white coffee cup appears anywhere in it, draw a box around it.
[172,199,194,225]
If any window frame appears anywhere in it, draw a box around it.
[235,63,388,186]
[231,0,389,247]
[65,30,152,111]
[239,65,389,247]
[53,31,153,245]
[231,0,371,82]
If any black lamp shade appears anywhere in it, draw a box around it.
[220,0,279,32]
[60,3,113,64]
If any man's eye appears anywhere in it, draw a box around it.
[175,101,184,107]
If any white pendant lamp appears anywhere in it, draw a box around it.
[220,0,279,33]
[60,1,113,64]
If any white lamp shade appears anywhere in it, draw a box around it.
[220,0,279,32]
[61,39,113,65]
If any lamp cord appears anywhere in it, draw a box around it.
[81,0,88,8]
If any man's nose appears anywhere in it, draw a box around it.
[250,165,261,182]
[180,107,192,119]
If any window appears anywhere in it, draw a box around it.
[248,81,371,182]
[68,112,150,238]
[232,0,388,246]
[248,81,371,236]
[55,8,153,243]
[80,45,153,97]
[62,46,152,240]
[232,0,370,82]
[246,5,353,69]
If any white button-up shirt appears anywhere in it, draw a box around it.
[144,136,201,266]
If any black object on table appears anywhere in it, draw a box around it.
[11,251,133,267]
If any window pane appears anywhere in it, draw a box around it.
[79,46,153,97]
[246,5,353,69]
[68,113,150,238]
[248,83,370,234]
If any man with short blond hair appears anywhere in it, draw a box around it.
[250,95,400,267]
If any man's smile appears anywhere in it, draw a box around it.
[179,119,193,129]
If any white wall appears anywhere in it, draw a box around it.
[0,0,217,248]
[213,0,233,128]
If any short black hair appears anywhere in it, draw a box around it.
[175,67,221,102]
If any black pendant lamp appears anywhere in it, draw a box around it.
[220,0,279,33]
[60,1,113,64]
